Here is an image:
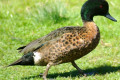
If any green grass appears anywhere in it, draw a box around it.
[0,0,120,80]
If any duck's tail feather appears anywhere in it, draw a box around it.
[4,52,34,68]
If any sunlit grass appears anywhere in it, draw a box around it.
[0,0,120,80]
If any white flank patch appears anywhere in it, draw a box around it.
[33,52,41,65]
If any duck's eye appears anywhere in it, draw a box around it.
[99,5,103,8]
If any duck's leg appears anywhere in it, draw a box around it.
[71,61,86,76]
[42,62,53,80]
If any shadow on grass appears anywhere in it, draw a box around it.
[21,65,120,80]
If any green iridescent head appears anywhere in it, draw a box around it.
[81,0,117,22]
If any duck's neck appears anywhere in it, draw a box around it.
[83,21,97,30]
[81,9,96,28]
[83,21,99,39]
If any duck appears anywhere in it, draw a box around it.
[6,0,117,80]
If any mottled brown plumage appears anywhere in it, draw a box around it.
[31,21,100,65]
[7,0,117,80]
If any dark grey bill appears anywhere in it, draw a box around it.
[105,13,117,22]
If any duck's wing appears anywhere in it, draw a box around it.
[18,26,80,54]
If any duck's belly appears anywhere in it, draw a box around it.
[60,36,100,63]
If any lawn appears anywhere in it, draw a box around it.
[0,0,120,80]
